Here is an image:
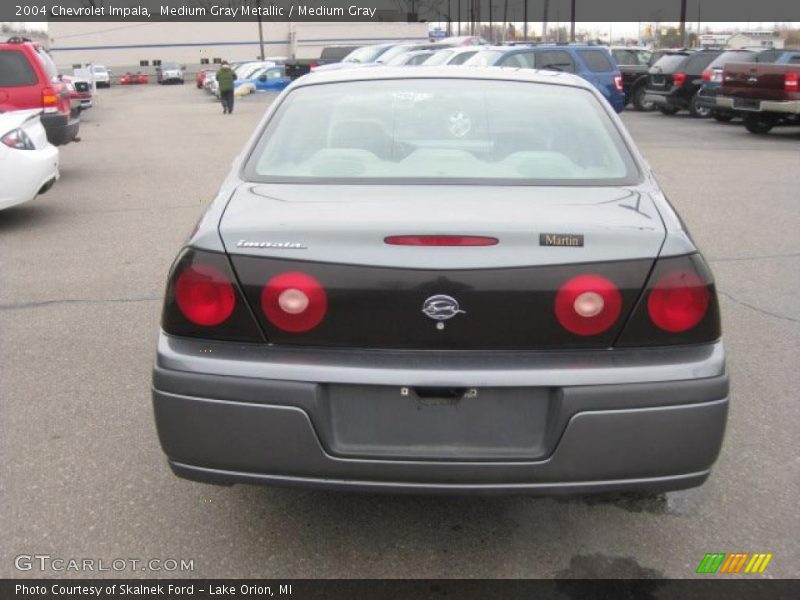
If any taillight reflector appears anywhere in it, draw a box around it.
[262,272,327,332]
[785,72,799,92]
[42,87,58,107]
[647,270,709,333]
[555,274,622,336]
[673,72,686,88]
[385,235,498,247]
[175,265,236,326]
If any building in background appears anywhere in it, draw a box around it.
[699,30,784,50]
[47,21,429,70]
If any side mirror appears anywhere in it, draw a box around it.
[258,75,267,82]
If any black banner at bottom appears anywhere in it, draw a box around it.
[3,579,800,600]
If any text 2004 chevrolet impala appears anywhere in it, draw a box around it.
[152,68,728,494]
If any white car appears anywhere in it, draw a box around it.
[422,46,484,66]
[91,64,111,87]
[0,110,59,211]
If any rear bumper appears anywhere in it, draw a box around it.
[717,96,800,115]
[40,112,80,146]
[644,89,689,110]
[153,335,729,493]
[0,143,59,210]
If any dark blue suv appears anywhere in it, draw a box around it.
[464,44,626,112]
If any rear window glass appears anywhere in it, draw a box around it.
[650,54,689,72]
[684,52,721,74]
[464,50,505,67]
[35,48,59,81]
[449,51,477,65]
[578,50,614,72]
[708,51,755,69]
[423,50,454,66]
[0,50,38,86]
[535,51,575,73]
[321,47,357,61]
[245,79,639,185]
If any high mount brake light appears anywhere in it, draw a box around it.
[175,265,236,326]
[384,235,498,247]
[647,270,709,333]
[262,272,327,333]
[555,274,622,336]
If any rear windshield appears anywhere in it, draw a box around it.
[343,45,389,64]
[321,47,357,61]
[245,79,639,185]
[0,49,38,86]
[35,48,59,81]
[612,49,651,66]
[578,49,614,72]
[650,54,689,72]
[423,49,455,66]
[708,51,756,69]
[449,50,478,65]
[463,50,505,67]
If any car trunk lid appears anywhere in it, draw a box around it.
[219,184,665,349]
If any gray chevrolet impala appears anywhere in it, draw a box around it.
[153,67,728,493]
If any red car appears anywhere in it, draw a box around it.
[0,36,79,145]
[120,72,149,85]
[196,68,215,88]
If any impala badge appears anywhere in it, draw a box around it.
[422,295,466,328]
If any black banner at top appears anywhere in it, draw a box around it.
[2,0,800,22]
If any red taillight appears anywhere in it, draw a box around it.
[554,275,622,336]
[614,74,623,91]
[647,270,709,333]
[673,72,686,88]
[785,71,799,92]
[701,69,712,81]
[42,86,58,107]
[261,272,327,332]
[384,235,498,247]
[175,265,236,326]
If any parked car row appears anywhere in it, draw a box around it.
[197,60,292,100]
[641,46,800,134]
[0,37,65,211]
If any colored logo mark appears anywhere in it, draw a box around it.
[696,553,773,574]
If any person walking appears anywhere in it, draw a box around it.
[216,61,236,114]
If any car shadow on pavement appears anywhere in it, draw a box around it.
[0,203,60,233]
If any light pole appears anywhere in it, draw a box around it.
[256,0,265,60]
[570,0,576,42]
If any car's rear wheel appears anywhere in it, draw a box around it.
[632,85,654,111]
[712,111,734,122]
[743,113,776,135]
[689,94,712,118]
[659,106,679,115]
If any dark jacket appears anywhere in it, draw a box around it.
[216,66,235,93]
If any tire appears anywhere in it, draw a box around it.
[659,105,679,115]
[689,93,712,118]
[743,113,776,135]
[632,85,655,111]
[712,111,734,122]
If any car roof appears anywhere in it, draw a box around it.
[293,66,592,90]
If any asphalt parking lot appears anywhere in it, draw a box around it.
[1,84,798,579]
